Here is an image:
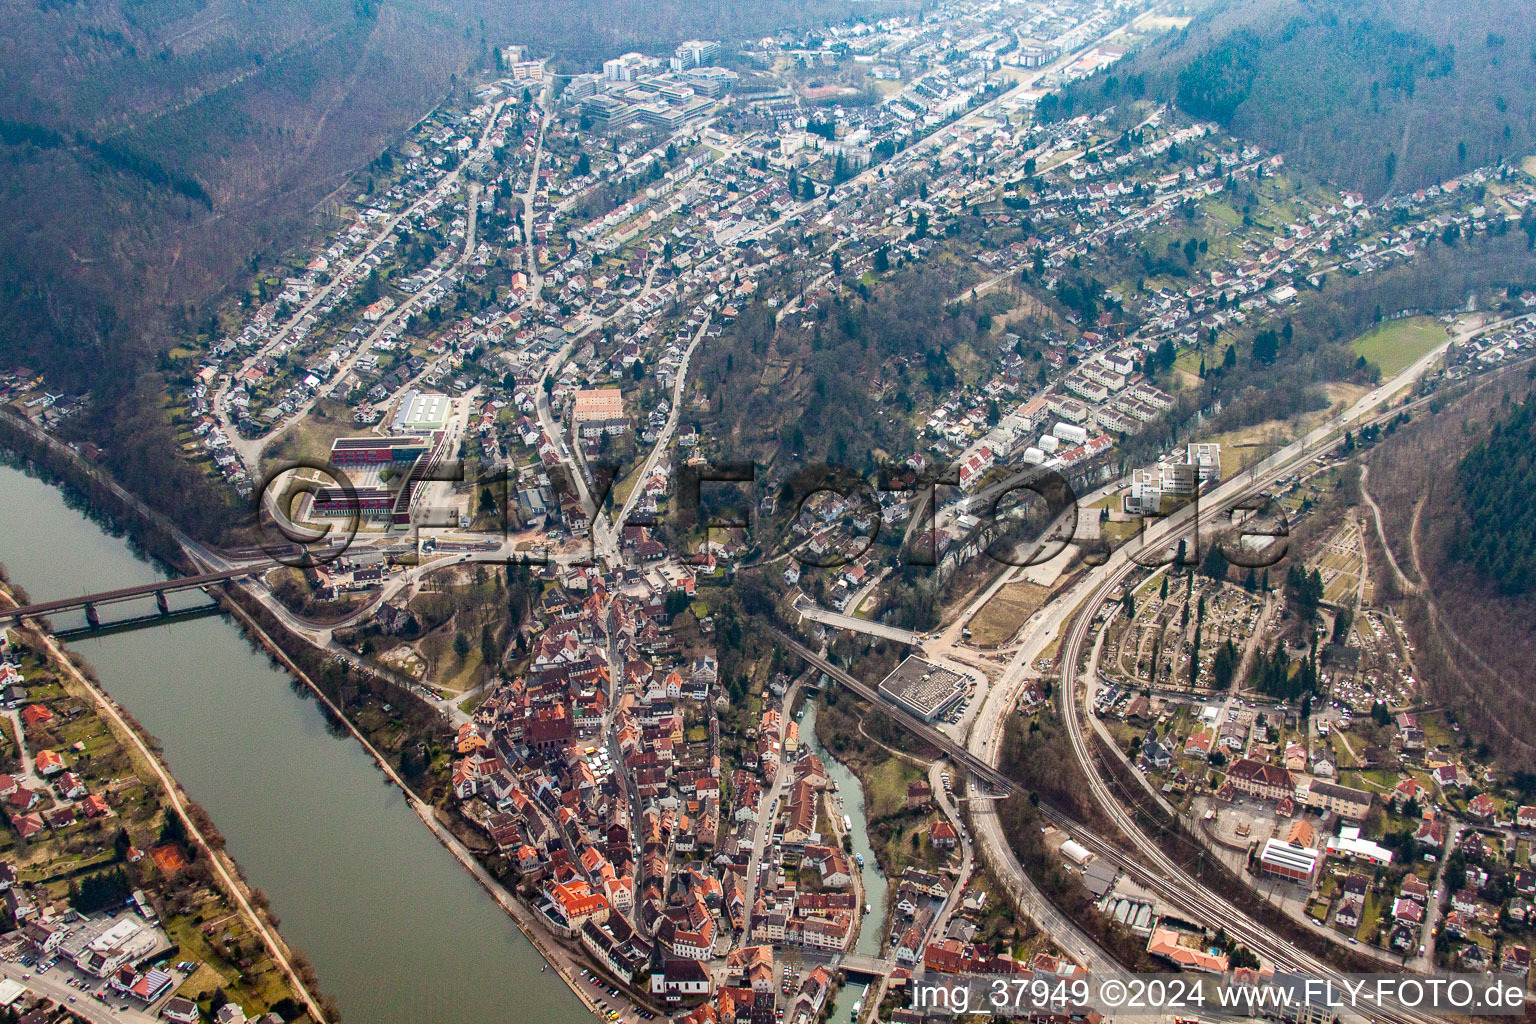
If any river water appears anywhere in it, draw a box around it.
[0,462,588,1024]
[798,697,889,1022]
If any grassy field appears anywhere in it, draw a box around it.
[1173,348,1206,376]
[1196,383,1366,477]
[864,758,924,820]
[1358,892,1382,942]
[1103,518,1143,549]
[611,462,645,509]
[1328,731,1358,769]
[875,817,949,877]
[260,399,359,473]
[1349,317,1447,376]
[1198,421,1291,475]
[440,646,484,695]
[968,581,1050,646]
[1419,710,1457,751]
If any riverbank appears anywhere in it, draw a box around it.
[0,421,612,1015]
[0,582,329,1023]
[212,587,612,1022]
[812,693,952,894]
[799,699,892,958]
[0,458,591,1022]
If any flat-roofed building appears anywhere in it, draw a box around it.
[581,94,637,131]
[309,486,396,519]
[1160,460,1197,496]
[393,390,451,433]
[681,67,738,97]
[1188,442,1222,482]
[330,435,433,466]
[59,912,170,978]
[1126,467,1163,515]
[635,103,687,130]
[1259,838,1320,883]
[878,657,967,722]
[672,39,720,70]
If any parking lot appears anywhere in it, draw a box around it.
[576,966,662,1024]
[0,947,169,1024]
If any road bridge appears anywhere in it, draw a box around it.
[793,597,923,645]
[836,954,895,978]
[4,564,273,627]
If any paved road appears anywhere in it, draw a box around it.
[931,318,1497,990]
[0,591,329,1022]
[1028,330,1476,1023]
[793,596,922,646]
[0,961,163,1024]
[521,85,552,299]
[1411,817,1460,973]
[0,964,166,1024]
[533,260,666,539]
[739,677,807,926]
[773,629,1123,979]
[924,759,975,948]
[217,98,510,473]
[600,312,713,561]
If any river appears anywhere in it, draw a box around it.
[0,461,588,1024]
[798,696,889,1022]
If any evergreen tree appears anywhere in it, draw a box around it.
[1201,544,1229,581]
[1211,639,1239,689]
[480,624,499,670]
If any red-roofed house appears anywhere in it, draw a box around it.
[1226,758,1295,802]
[1147,926,1229,973]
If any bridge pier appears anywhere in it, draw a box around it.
[0,562,269,632]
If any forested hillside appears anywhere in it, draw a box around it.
[1453,392,1536,596]
[691,256,1012,479]
[1364,367,1536,767]
[1043,0,1536,199]
[0,0,881,390]
[0,0,892,529]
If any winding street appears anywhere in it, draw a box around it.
[216,97,511,474]
[890,313,1511,1004]
[924,759,975,948]
[598,312,713,562]
[1014,329,1467,1022]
